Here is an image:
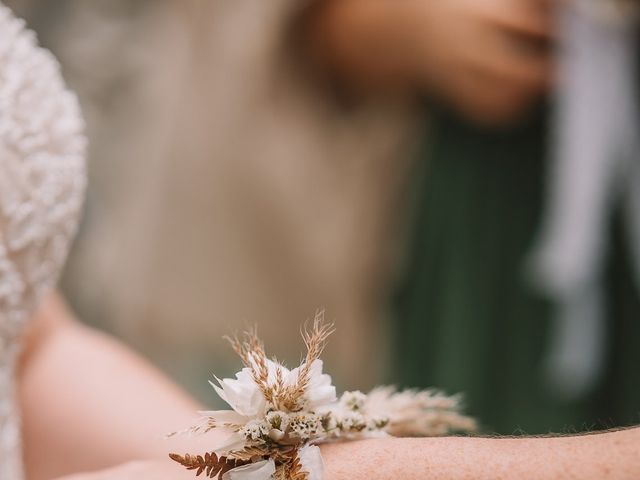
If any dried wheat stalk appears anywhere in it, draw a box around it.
[225,327,274,404]
[224,312,334,412]
[282,311,334,410]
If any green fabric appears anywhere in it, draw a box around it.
[392,108,640,435]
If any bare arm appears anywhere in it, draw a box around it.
[19,293,225,480]
[28,294,639,480]
[59,426,640,479]
[321,428,640,479]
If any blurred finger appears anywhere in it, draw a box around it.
[446,65,546,125]
[487,34,553,90]
[453,28,550,81]
[507,31,553,60]
[482,0,554,38]
[526,0,561,16]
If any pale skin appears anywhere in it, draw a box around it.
[19,293,225,480]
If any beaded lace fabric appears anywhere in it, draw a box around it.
[0,3,86,478]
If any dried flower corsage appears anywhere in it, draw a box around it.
[169,313,476,480]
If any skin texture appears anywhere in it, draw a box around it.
[320,430,640,480]
[19,294,227,480]
[303,0,554,124]
[54,430,640,479]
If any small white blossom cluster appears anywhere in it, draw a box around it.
[317,391,390,439]
[171,318,476,480]
[365,386,477,436]
[230,390,394,447]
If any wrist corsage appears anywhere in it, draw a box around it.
[169,313,475,480]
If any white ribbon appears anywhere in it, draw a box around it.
[528,0,640,399]
[298,445,324,480]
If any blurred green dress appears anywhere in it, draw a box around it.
[393,108,640,434]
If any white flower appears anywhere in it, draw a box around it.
[211,369,266,417]
[364,386,477,436]
[339,391,367,411]
[239,419,270,441]
[222,459,276,480]
[198,409,248,427]
[265,410,290,431]
[265,410,290,441]
[211,359,336,417]
[337,412,366,432]
[295,360,336,409]
[268,428,285,442]
[289,413,324,439]
[297,445,324,480]
[320,412,337,433]
[367,414,390,431]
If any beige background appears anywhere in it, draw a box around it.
[8,0,415,401]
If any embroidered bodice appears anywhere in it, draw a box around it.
[0,4,86,479]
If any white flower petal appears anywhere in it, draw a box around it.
[298,445,324,480]
[266,358,290,383]
[222,459,276,480]
[305,360,337,408]
[235,368,255,383]
[219,382,247,413]
[198,410,248,426]
[307,384,337,408]
[268,428,285,441]
[286,365,302,386]
[211,378,230,404]
[214,432,247,455]
[211,370,266,416]
[245,387,267,417]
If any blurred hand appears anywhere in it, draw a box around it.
[53,460,194,480]
[408,0,554,124]
[306,0,554,124]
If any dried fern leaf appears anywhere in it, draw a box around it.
[226,445,270,462]
[169,451,248,479]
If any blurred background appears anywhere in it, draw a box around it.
[9,0,640,435]
[8,0,414,400]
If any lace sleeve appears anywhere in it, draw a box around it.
[0,3,86,479]
[0,3,86,342]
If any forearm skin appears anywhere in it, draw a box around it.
[322,429,640,480]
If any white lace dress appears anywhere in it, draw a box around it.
[0,4,86,479]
